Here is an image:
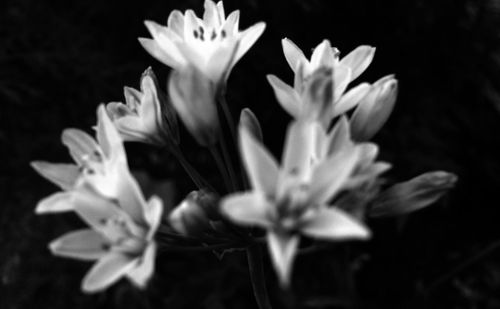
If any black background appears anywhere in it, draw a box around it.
[2,0,500,308]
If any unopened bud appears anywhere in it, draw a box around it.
[350,75,398,141]
[168,191,211,236]
[369,171,458,217]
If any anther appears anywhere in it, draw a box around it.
[193,30,199,39]
[211,30,217,40]
[221,30,226,38]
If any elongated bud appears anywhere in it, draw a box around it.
[168,190,212,236]
[350,75,398,141]
[239,108,263,142]
[168,66,220,147]
[369,171,458,217]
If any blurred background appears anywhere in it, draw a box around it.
[2,0,500,308]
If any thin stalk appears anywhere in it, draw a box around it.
[171,148,215,192]
[247,245,273,309]
[209,146,232,193]
[218,133,238,191]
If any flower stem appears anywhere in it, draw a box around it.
[171,148,215,192]
[209,146,233,193]
[246,245,273,309]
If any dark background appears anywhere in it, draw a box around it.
[2,0,500,308]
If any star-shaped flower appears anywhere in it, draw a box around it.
[139,0,266,87]
[49,180,163,292]
[222,120,370,285]
[31,105,128,213]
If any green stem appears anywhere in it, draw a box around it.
[246,245,273,309]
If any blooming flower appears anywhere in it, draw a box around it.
[222,120,370,285]
[31,105,128,213]
[139,0,266,87]
[49,180,163,292]
[106,67,179,146]
[267,39,376,124]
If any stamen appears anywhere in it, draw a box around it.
[211,30,217,40]
[221,30,226,38]
[193,30,199,39]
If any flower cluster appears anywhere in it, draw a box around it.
[32,0,457,306]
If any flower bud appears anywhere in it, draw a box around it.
[168,66,220,147]
[168,189,220,235]
[106,67,179,146]
[239,108,263,142]
[350,75,398,141]
[369,171,458,217]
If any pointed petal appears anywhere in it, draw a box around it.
[281,121,316,178]
[216,1,225,21]
[239,127,279,195]
[301,207,370,240]
[310,145,360,205]
[203,0,219,27]
[36,191,74,214]
[333,65,352,101]
[340,46,376,81]
[232,22,266,65]
[327,116,353,156]
[333,83,371,117]
[145,20,185,65]
[123,86,142,109]
[267,231,299,287]
[240,108,263,142]
[96,105,126,162]
[167,10,185,37]
[82,253,137,293]
[126,242,156,288]
[282,38,307,73]
[310,39,334,69]
[31,161,79,190]
[138,38,182,69]
[144,196,163,239]
[61,129,100,166]
[222,10,239,35]
[183,10,202,41]
[267,75,301,118]
[50,229,108,261]
[221,192,272,227]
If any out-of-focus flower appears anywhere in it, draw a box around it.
[369,171,458,217]
[106,67,179,146]
[50,180,163,292]
[349,75,398,141]
[267,39,376,124]
[239,108,263,142]
[31,105,128,214]
[168,65,220,146]
[222,121,370,285]
[139,0,265,87]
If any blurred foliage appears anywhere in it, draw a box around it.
[2,0,500,308]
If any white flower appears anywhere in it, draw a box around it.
[267,39,376,123]
[139,0,266,86]
[31,105,128,214]
[49,180,163,292]
[106,67,179,146]
[221,120,370,286]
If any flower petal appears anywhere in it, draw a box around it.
[326,116,353,156]
[50,229,108,261]
[333,82,371,117]
[31,161,79,190]
[61,129,100,166]
[340,45,376,81]
[222,10,240,36]
[138,38,182,69]
[267,231,299,287]
[333,65,352,101]
[239,126,279,196]
[36,191,75,214]
[126,242,156,288]
[96,104,126,163]
[267,75,301,118]
[144,196,163,239]
[167,10,185,37]
[203,0,220,27]
[82,253,137,293]
[281,38,307,73]
[206,38,239,83]
[310,39,335,70]
[301,207,370,240]
[240,108,263,142]
[309,144,360,205]
[144,20,186,67]
[281,121,316,178]
[232,22,266,66]
[221,192,272,227]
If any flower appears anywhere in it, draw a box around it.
[31,105,128,214]
[139,0,266,87]
[106,67,179,146]
[267,39,376,124]
[49,179,163,292]
[222,120,370,285]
